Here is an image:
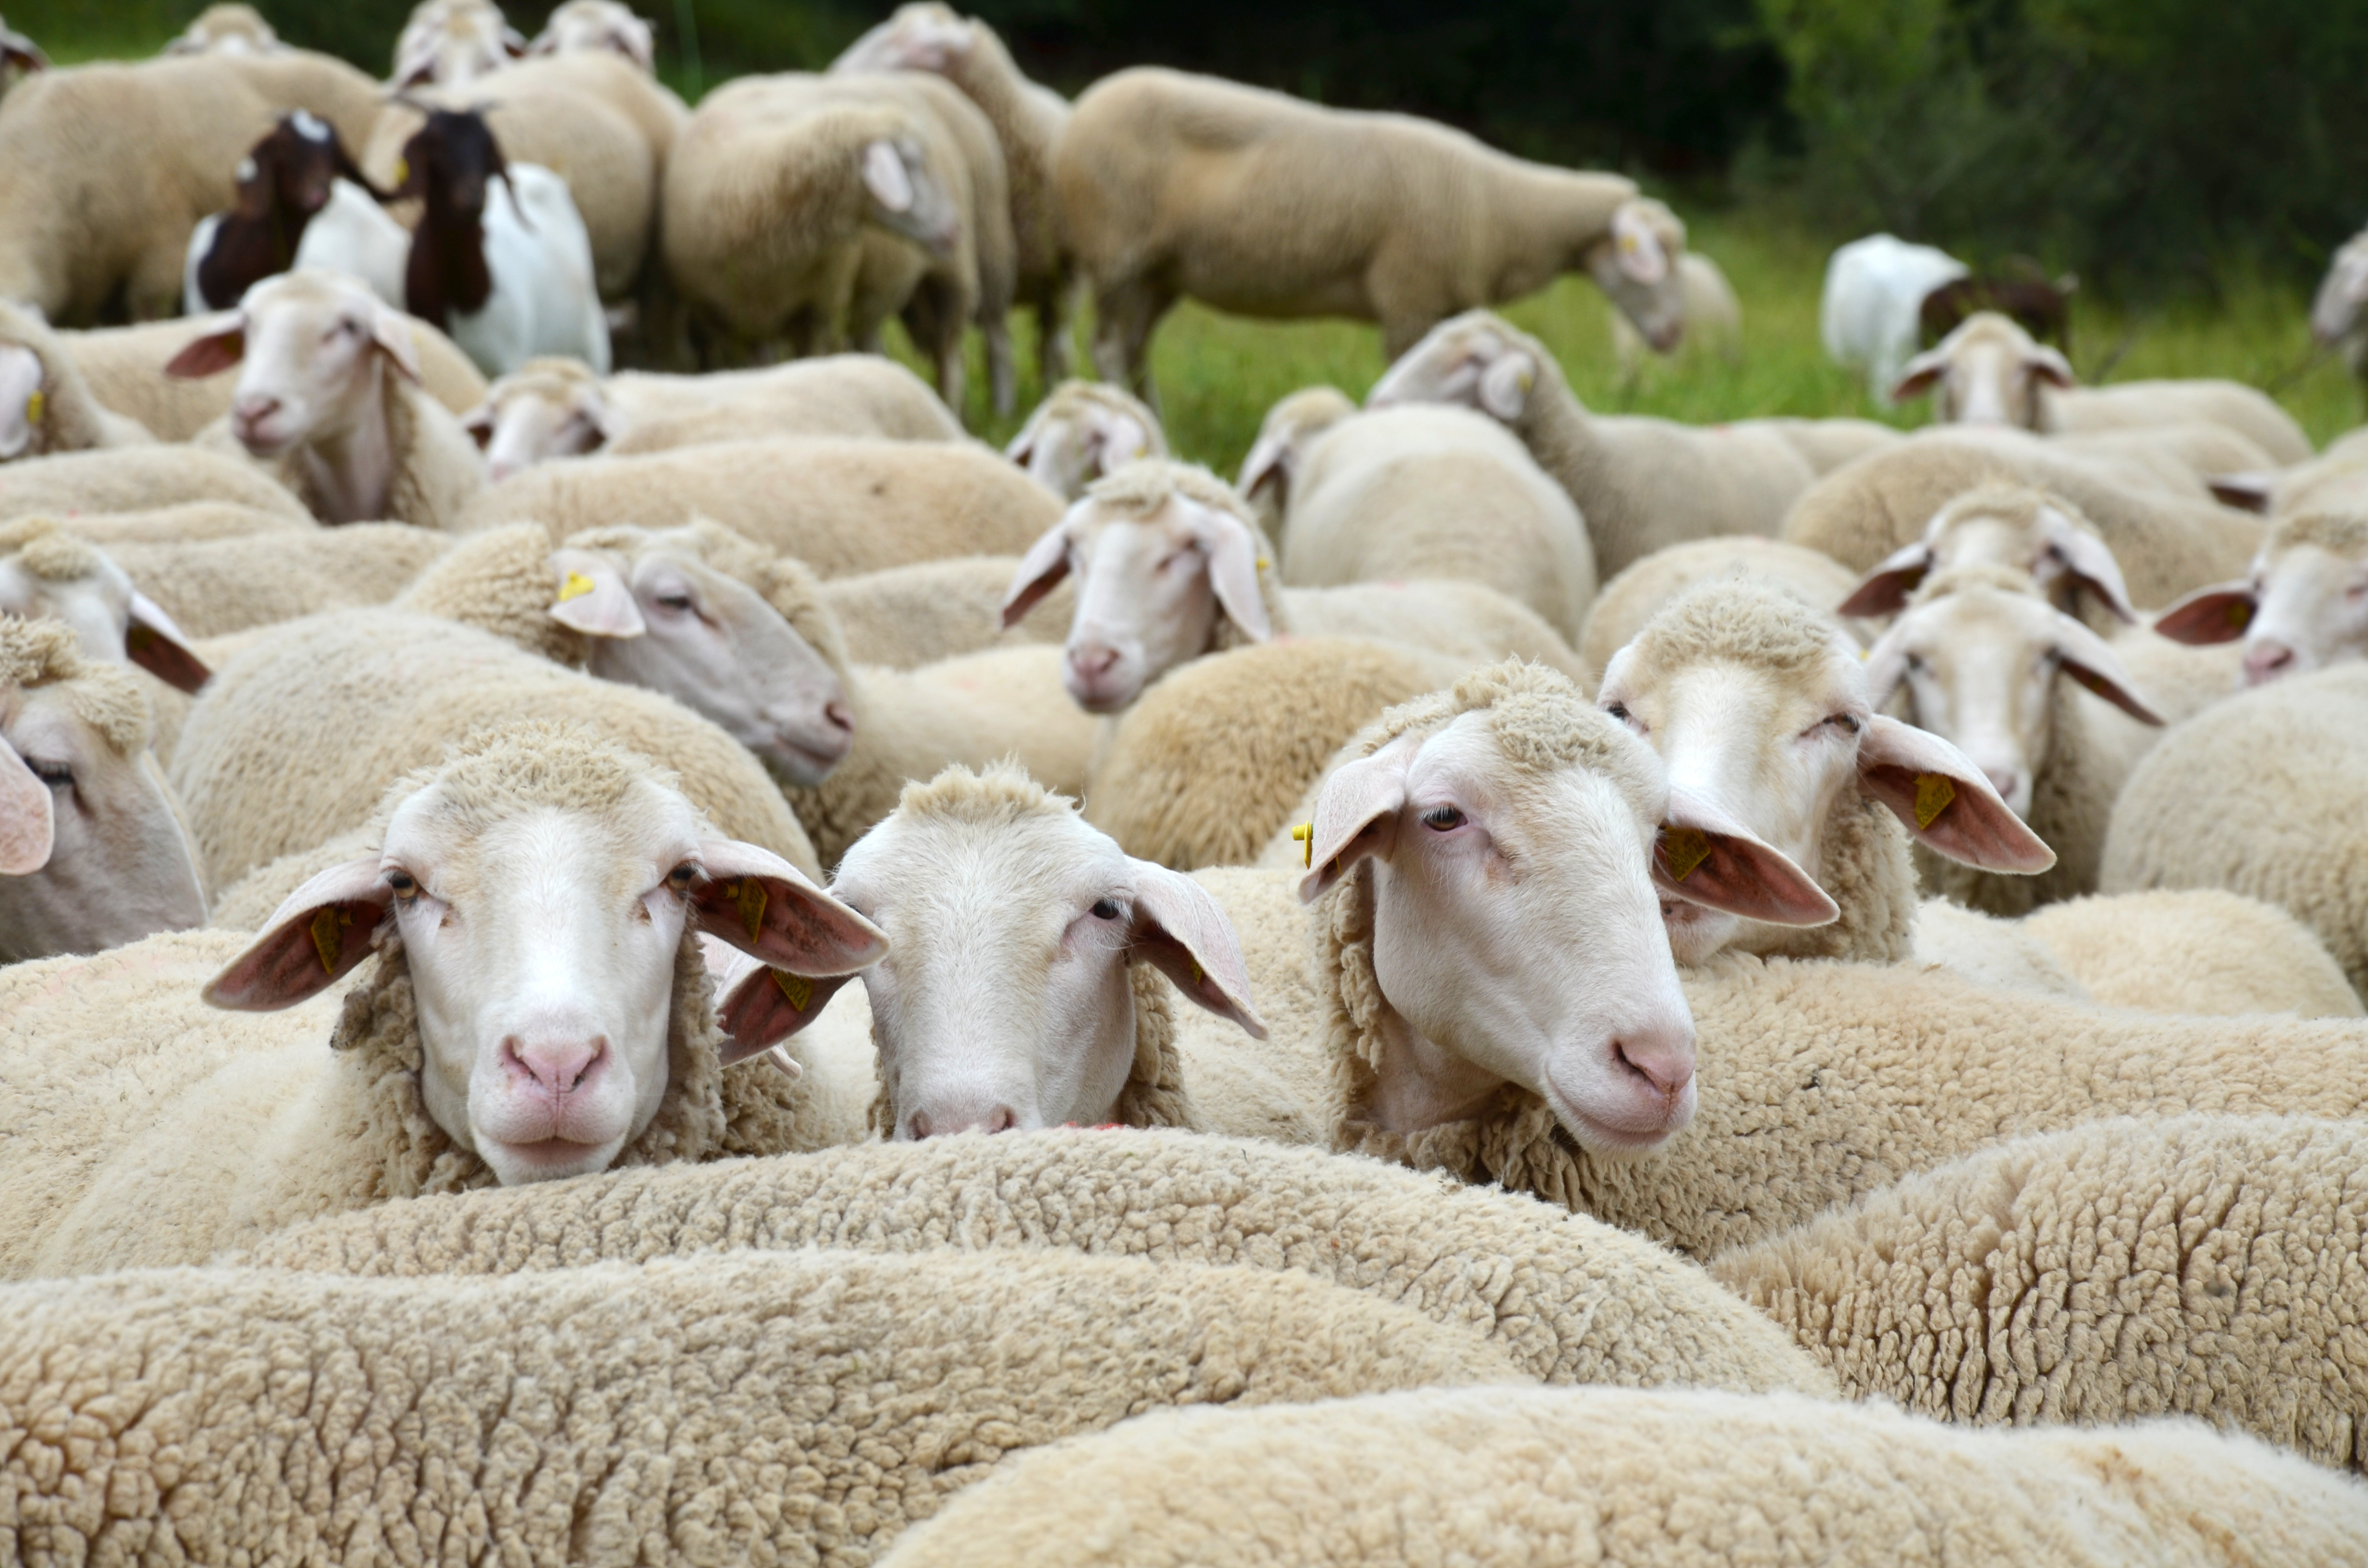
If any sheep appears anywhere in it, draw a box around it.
[165,2,281,54]
[528,0,654,67]
[1751,416,1906,476]
[2020,891,2363,1019]
[875,1385,2368,1568]
[1610,249,1742,373]
[0,616,207,961]
[248,1130,1837,1400]
[390,0,523,87]
[1714,1114,2368,1471]
[2152,510,2368,685]
[1001,460,1582,714]
[0,1250,1520,1561]
[824,555,1070,668]
[0,300,152,460]
[0,518,215,695]
[2312,225,2368,387]
[834,4,1077,385]
[2101,662,2368,1000]
[1235,384,1354,540]
[170,270,487,529]
[458,437,1063,574]
[0,447,311,524]
[1837,481,2142,626]
[0,48,383,322]
[2209,424,2368,516]
[1367,311,1817,579]
[101,523,452,638]
[61,308,492,439]
[1005,379,1166,500]
[465,354,959,483]
[1580,535,1869,679]
[1779,426,2263,604]
[182,110,405,315]
[1819,232,1970,397]
[1246,400,1598,643]
[1055,67,1689,396]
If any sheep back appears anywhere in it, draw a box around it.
[2022,889,2362,1018]
[0,446,309,521]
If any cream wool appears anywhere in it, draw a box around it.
[823,555,1071,668]
[0,1250,1520,1565]
[1714,1115,2368,1471]
[0,299,151,456]
[105,522,450,638]
[22,501,306,545]
[2022,889,2362,1018]
[0,446,310,522]
[1579,533,1869,677]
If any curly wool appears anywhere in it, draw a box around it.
[395,521,590,665]
[0,611,148,755]
[2272,509,2368,557]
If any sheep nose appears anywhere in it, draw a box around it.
[1614,1028,1695,1102]
[1069,643,1119,680]
[2244,642,2295,685]
[503,1035,605,1099]
[906,1104,1018,1139]
[232,394,280,431]
[824,700,855,735]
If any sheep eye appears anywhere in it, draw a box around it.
[1604,703,1631,722]
[655,594,694,612]
[1826,713,1862,735]
[1090,897,1122,920]
[1421,804,1465,831]
[1903,652,1925,673]
[667,862,700,890]
[25,759,70,788]
[385,870,418,898]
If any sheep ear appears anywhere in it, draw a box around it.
[1857,714,2056,873]
[164,318,246,380]
[368,306,423,384]
[1177,496,1271,642]
[546,548,644,637]
[1478,352,1534,421]
[1002,408,1042,467]
[1838,541,1934,618]
[1611,205,1668,284]
[1889,347,1949,402]
[702,936,860,1065]
[0,732,55,876]
[861,140,915,213]
[1860,622,1911,703]
[126,592,212,694]
[0,25,48,71]
[205,856,393,1010]
[2025,345,2076,389]
[1091,413,1151,476]
[2051,612,2163,724]
[1237,425,1294,500]
[2206,473,2272,513]
[1127,859,1267,1039]
[1654,788,1838,928]
[1297,737,1411,902]
[688,839,888,976]
[2038,512,2137,623]
[2153,581,2255,645]
[1000,520,1072,628]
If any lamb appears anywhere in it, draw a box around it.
[527,0,654,66]
[1579,535,1868,678]
[1610,249,1742,372]
[170,270,487,529]
[0,1250,1519,1561]
[834,3,1077,385]
[1367,311,1817,579]
[824,555,1070,667]
[1819,232,1970,397]
[1055,67,1689,395]
[0,722,884,1276]
[0,300,152,460]
[2101,662,2368,999]
[1001,460,1582,713]
[2152,510,2368,684]
[459,437,1062,574]
[182,110,406,314]
[876,1385,2368,1568]
[0,48,383,321]
[390,0,523,87]
[1005,379,1166,500]
[0,617,207,961]
[1244,399,1598,642]
[466,354,959,482]
[1714,1114,2368,1471]
[165,2,281,54]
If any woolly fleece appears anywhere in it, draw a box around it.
[0,299,151,454]
[2023,889,2363,1018]
[1580,533,1868,677]
[106,522,451,638]
[823,555,1071,668]
[0,446,309,523]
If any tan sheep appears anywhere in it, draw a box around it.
[0,446,310,522]
[825,554,1071,667]
[1005,379,1166,500]
[1581,534,1869,678]
[165,3,282,54]
[2019,890,2362,1018]
[1609,248,1741,372]
[100,523,451,638]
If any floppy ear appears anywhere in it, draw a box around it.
[2153,581,2255,645]
[1177,496,1272,642]
[368,305,423,384]
[1838,540,1936,619]
[1000,519,1073,628]
[1127,859,1267,1039]
[2206,473,2273,513]
[0,25,48,72]
[1857,713,2055,872]
[546,548,645,637]
[688,839,887,975]
[1003,407,1044,467]
[1478,351,1534,421]
[164,317,247,380]
[1889,346,1950,403]
[204,856,394,1009]
[2036,512,2136,622]
[2050,612,2163,724]
[701,935,860,1066]
[0,732,55,876]
[1654,788,1838,928]
[2025,345,2076,389]
[125,592,212,694]
[1237,426,1294,500]
[1860,621,1911,704]
[1092,413,1151,475]
[861,139,915,213]
[1297,736,1413,902]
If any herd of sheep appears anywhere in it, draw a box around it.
[0,1,2366,1562]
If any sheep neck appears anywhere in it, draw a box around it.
[1498,166,1634,290]
[296,362,397,524]
[1363,1004,1509,1135]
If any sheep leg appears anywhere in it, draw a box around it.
[985,313,1016,419]
[1090,276,1171,405]
[1036,268,1080,387]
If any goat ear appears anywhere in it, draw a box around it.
[703,937,860,1065]
[546,548,644,637]
[0,732,55,875]
[2052,612,2164,725]
[164,318,246,380]
[205,856,393,1009]
[1000,519,1072,628]
[2206,473,2273,513]
[125,592,212,694]
[333,135,394,203]
[688,839,887,976]
[1858,714,2055,873]
[2026,345,2076,388]
[2153,581,2256,645]
[1654,788,1838,928]
[1127,860,1266,1039]
[2037,511,2137,622]
[368,306,423,384]
[1297,737,1412,902]
[1889,347,1949,402]
[1478,351,1534,421]
[1177,495,1271,642]
[1838,541,1935,618]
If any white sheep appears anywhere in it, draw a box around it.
[5,500,305,546]
[1,722,885,1277]
[1001,460,1582,713]
[0,447,310,524]
[528,0,654,68]
[2018,890,2362,1019]
[1004,379,1166,500]
[1054,67,1688,395]
[170,271,486,529]
[2152,510,2368,684]
[165,2,281,54]
[0,301,151,461]
[1838,481,2141,626]
[0,517,215,695]
[390,0,523,87]
[1367,311,1817,579]
[1234,384,1353,541]
[1609,249,1741,373]
[181,110,408,315]
[1580,535,1870,678]
[1819,233,1969,398]
[0,617,207,961]
[101,523,451,638]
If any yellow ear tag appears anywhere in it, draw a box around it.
[308,906,351,975]
[732,877,768,944]
[1257,557,1270,571]
[1661,826,1712,881]
[1291,822,1314,869]
[393,156,408,186]
[1914,772,1957,830]
[24,389,41,425]
[772,969,813,1010]
[1190,958,1204,986]
[556,570,595,603]
[1516,368,1534,392]
[2226,600,2252,630]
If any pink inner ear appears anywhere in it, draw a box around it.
[2152,585,2256,646]
[0,738,55,875]
[1129,861,1267,1039]
[1297,742,1411,903]
[1655,789,1838,928]
[1838,561,1930,619]
[1001,520,1073,627]
[692,839,887,974]
[1189,502,1271,642]
[164,329,245,380]
[127,593,212,694]
[716,966,856,1063]
[204,856,393,1010]
[1856,714,2056,873]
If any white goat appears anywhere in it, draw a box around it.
[1820,234,1969,399]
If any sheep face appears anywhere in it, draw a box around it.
[1586,200,1686,355]
[2311,234,2368,346]
[829,766,1262,1139]
[546,538,856,785]
[1368,313,1544,427]
[0,538,212,695]
[1890,311,2073,429]
[1842,487,2136,624]
[467,371,614,481]
[835,3,974,76]
[2157,522,2368,685]
[1006,385,1162,502]
[393,0,524,88]
[0,343,41,460]
[169,271,424,463]
[528,0,654,69]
